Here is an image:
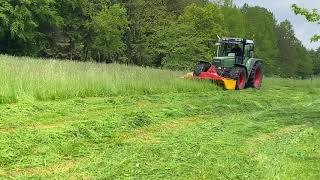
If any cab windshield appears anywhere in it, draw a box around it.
[218,42,243,57]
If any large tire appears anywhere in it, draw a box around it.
[194,61,211,76]
[247,62,263,89]
[230,67,247,90]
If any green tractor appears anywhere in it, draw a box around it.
[193,37,263,90]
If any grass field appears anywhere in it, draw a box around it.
[0,55,320,179]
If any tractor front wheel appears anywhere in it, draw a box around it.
[230,67,247,90]
[247,62,263,89]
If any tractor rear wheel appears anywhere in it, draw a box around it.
[247,62,263,89]
[230,67,247,90]
[194,61,211,76]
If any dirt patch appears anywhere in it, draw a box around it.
[245,124,307,165]
[135,100,162,111]
[121,115,207,144]
[0,168,7,176]
[28,122,67,130]
[127,129,158,144]
[0,127,16,133]
[248,125,306,145]
[9,159,85,177]
[0,122,68,134]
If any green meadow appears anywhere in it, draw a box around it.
[0,55,319,179]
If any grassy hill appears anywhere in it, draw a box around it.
[0,55,320,179]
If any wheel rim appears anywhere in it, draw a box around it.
[238,72,245,89]
[254,68,262,87]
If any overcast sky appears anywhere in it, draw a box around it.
[234,0,320,50]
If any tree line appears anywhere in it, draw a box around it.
[0,0,319,78]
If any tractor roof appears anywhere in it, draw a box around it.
[221,37,254,44]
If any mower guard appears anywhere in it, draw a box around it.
[221,78,237,90]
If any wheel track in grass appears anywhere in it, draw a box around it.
[2,113,256,178]
[247,125,307,146]
[243,125,318,179]
[116,111,268,144]
[0,88,313,134]
[0,92,318,178]
[116,103,318,145]
[240,108,319,179]
[109,107,317,178]
[0,121,72,133]
[0,97,314,139]
[0,98,315,140]
[118,115,208,144]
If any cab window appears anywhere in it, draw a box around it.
[245,44,254,58]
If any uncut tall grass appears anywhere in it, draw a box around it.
[0,55,217,103]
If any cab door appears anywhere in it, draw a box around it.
[244,44,255,71]
[243,44,254,64]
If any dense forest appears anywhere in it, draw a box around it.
[0,0,319,77]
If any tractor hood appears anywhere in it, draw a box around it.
[213,57,235,68]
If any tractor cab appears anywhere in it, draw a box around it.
[214,38,254,68]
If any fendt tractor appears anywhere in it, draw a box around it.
[193,37,263,90]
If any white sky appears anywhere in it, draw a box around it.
[234,0,320,50]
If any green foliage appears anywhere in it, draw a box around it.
[242,6,280,75]
[213,0,234,7]
[161,3,224,70]
[292,4,320,42]
[47,0,111,60]
[292,4,320,22]
[0,0,12,29]
[160,23,213,69]
[295,44,314,78]
[180,3,224,36]
[118,0,178,66]
[91,4,128,62]
[0,0,61,55]
[222,7,245,37]
[276,20,299,77]
[310,49,320,75]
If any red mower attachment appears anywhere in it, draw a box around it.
[192,62,237,90]
[194,65,223,80]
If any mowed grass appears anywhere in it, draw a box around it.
[0,55,320,179]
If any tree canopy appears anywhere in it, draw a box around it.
[0,0,318,77]
[292,4,320,42]
[292,4,320,77]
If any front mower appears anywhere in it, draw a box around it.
[193,37,263,90]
